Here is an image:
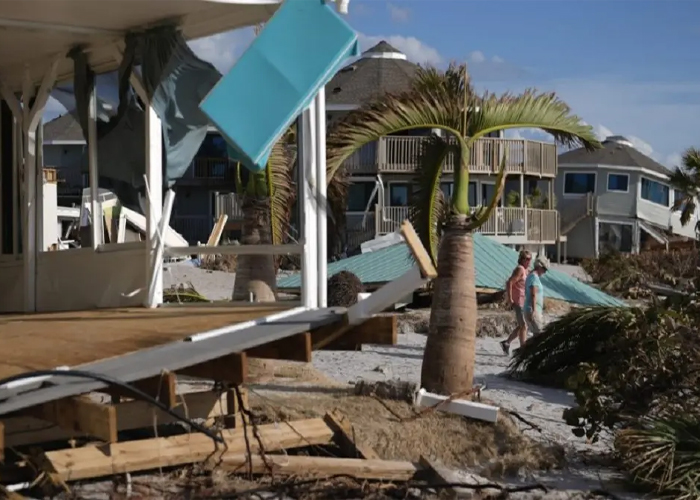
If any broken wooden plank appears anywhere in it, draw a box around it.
[43,417,334,481]
[4,391,230,448]
[246,332,311,362]
[418,456,458,499]
[27,396,117,443]
[177,353,247,384]
[219,454,420,481]
[103,372,177,408]
[400,220,437,279]
[323,410,380,460]
[318,316,397,351]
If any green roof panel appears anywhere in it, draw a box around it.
[277,233,625,307]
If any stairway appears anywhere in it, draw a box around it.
[560,193,596,236]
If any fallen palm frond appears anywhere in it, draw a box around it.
[507,306,637,387]
[616,416,700,499]
[163,283,209,303]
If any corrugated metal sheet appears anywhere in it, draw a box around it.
[278,234,625,307]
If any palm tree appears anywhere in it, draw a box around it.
[326,63,600,395]
[669,147,700,235]
[232,131,348,302]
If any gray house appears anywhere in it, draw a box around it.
[556,135,697,259]
[327,41,560,252]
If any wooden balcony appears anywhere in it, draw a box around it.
[344,136,557,177]
[375,206,559,243]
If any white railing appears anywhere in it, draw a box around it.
[375,206,559,242]
[215,192,245,220]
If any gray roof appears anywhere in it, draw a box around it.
[325,41,418,106]
[558,136,672,176]
[43,113,85,143]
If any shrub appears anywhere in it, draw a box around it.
[327,271,364,307]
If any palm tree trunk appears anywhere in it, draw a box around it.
[420,214,477,394]
[232,198,277,302]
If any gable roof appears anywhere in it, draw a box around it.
[558,135,672,176]
[43,113,85,144]
[325,41,418,106]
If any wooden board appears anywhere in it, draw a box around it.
[323,410,380,460]
[312,315,397,351]
[4,391,232,449]
[42,417,334,481]
[0,305,290,379]
[218,454,420,481]
[28,396,117,443]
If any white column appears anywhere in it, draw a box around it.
[314,88,327,307]
[299,103,318,309]
[87,84,101,249]
[145,104,163,308]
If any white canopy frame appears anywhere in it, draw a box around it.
[0,0,335,313]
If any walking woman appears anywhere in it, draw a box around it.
[500,250,531,355]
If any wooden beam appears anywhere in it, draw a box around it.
[177,353,247,384]
[4,391,231,449]
[315,316,397,351]
[418,456,458,500]
[0,422,4,462]
[323,410,380,460]
[102,372,177,408]
[246,332,311,362]
[42,418,334,482]
[218,454,420,481]
[27,396,117,443]
[400,220,437,279]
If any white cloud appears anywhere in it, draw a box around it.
[387,3,410,22]
[188,27,256,74]
[492,55,504,64]
[665,152,682,169]
[468,51,486,64]
[357,33,442,65]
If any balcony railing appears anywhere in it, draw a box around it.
[189,158,238,180]
[376,206,559,243]
[344,136,557,177]
[215,192,245,220]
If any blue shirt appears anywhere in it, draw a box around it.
[523,272,544,315]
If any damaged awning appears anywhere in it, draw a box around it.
[639,220,668,245]
[200,0,360,171]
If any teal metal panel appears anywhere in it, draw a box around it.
[199,0,360,172]
[277,233,625,307]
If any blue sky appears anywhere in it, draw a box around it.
[50,0,700,168]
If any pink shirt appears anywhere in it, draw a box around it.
[510,265,527,307]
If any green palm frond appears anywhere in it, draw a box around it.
[469,91,600,149]
[669,147,700,227]
[466,150,508,231]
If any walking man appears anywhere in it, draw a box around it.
[523,255,550,337]
[500,250,531,355]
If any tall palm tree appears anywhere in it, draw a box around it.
[669,147,700,235]
[326,63,600,395]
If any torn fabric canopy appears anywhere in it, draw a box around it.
[200,0,360,173]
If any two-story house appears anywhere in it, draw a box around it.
[43,115,243,244]
[555,135,697,260]
[326,41,560,253]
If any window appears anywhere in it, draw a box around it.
[389,183,409,206]
[640,177,669,206]
[564,173,596,195]
[674,189,687,211]
[607,173,629,193]
[347,182,376,212]
[440,182,453,200]
[599,222,633,253]
[482,183,497,206]
[468,181,477,206]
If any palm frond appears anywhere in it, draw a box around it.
[408,135,451,263]
[466,150,509,231]
[617,416,700,499]
[266,139,295,246]
[669,147,700,227]
[470,91,601,150]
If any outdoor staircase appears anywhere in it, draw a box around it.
[560,193,596,236]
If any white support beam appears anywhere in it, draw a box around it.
[0,17,121,36]
[164,243,304,257]
[314,88,327,307]
[299,103,319,309]
[87,83,101,249]
[144,104,163,308]
[0,83,22,127]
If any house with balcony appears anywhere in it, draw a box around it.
[555,135,697,260]
[326,41,560,252]
[43,114,244,244]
